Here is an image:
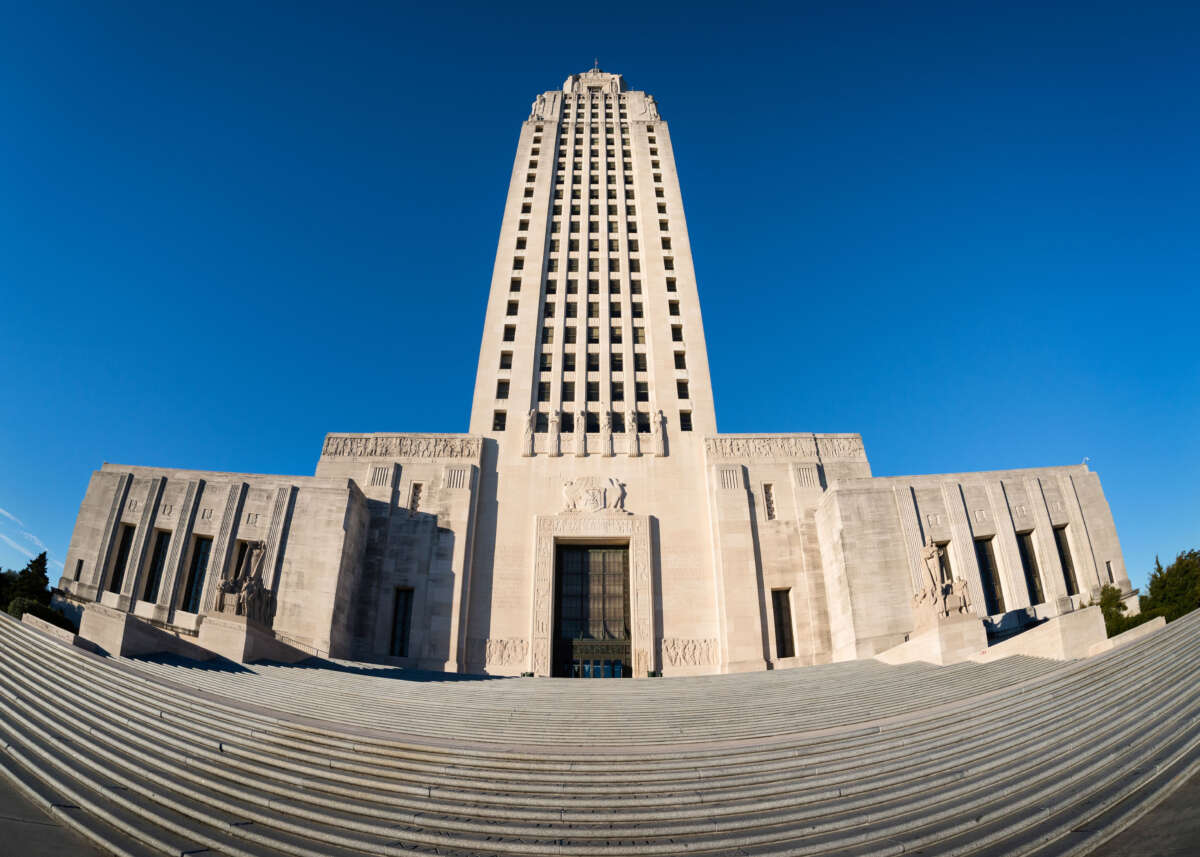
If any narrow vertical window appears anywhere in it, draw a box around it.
[974,537,1006,615]
[1105,560,1114,584]
[73,559,84,581]
[763,484,776,521]
[1016,531,1045,605]
[109,524,136,594]
[771,589,795,659]
[142,530,172,603]
[409,483,423,514]
[181,536,212,614]
[1054,526,1078,596]
[390,587,414,657]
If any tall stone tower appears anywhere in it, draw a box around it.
[463,67,722,678]
[468,66,717,441]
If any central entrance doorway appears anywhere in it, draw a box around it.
[553,544,632,678]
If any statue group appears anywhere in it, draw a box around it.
[913,538,973,622]
[217,540,273,625]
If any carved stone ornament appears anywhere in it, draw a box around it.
[468,637,530,668]
[216,539,273,626]
[661,637,719,667]
[703,434,866,461]
[561,477,627,514]
[912,538,974,630]
[322,434,481,459]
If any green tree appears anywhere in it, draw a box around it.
[1141,549,1200,622]
[1093,584,1157,637]
[11,551,50,604]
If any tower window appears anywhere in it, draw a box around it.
[538,382,550,402]
[666,277,677,292]
[668,300,680,316]
[1054,526,1079,597]
[499,351,513,369]
[492,411,507,431]
[771,590,795,659]
[503,325,516,342]
[1016,531,1045,605]
[674,352,687,369]
[390,588,414,658]
[974,538,1006,616]
[495,380,509,399]
[671,325,683,342]
[679,411,693,431]
[677,381,690,399]
[506,301,519,316]
[510,278,521,292]
[636,382,649,402]
[562,381,575,401]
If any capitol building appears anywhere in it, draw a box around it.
[55,67,1136,677]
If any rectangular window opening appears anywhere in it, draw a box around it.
[771,589,795,659]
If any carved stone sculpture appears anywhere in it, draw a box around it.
[574,408,586,456]
[522,408,535,457]
[652,409,666,457]
[913,537,974,629]
[662,637,719,667]
[217,540,272,626]
[562,477,627,514]
[548,408,561,457]
[601,408,613,457]
[627,407,640,457]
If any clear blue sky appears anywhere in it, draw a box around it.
[1,1,1196,593]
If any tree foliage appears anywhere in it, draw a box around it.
[0,552,75,630]
[1141,550,1200,622]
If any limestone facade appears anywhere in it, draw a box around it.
[55,69,1135,674]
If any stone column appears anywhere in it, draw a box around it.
[115,477,167,610]
[260,484,296,601]
[200,482,247,614]
[1062,472,1103,596]
[941,482,988,614]
[1027,477,1068,610]
[892,484,925,592]
[87,472,133,601]
[155,479,204,621]
[987,481,1029,610]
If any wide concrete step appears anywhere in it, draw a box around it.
[2,618,1195,822]
[0,609,1196,856]
[0,611,1194,784]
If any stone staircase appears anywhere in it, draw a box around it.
[1,608,1198,857]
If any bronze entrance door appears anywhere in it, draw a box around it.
[553,545,632,678]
